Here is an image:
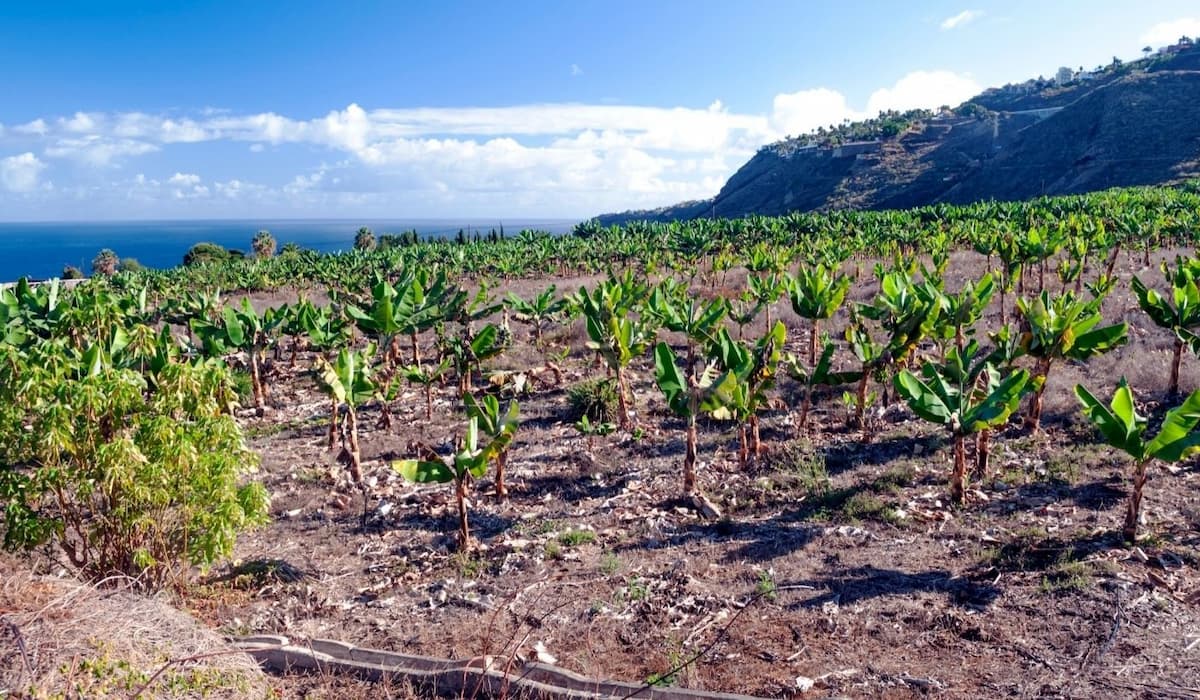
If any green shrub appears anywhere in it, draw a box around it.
[118,257,145,273]
[0,351,270,588]
[183,242,231,266]
[567,376,619,422]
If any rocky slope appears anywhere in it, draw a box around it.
[598,47,1200,224]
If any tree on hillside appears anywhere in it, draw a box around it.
[252,229,277,258]
[91,249,118,276]
[354,226,376,251]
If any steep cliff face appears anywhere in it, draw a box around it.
[596,58,1200,225]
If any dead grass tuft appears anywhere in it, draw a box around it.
[0,556,270,698]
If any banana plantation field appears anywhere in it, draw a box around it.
[3,184,1200,698]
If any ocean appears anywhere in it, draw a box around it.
[0,219,580,282]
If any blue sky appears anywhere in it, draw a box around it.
[1,1,1198,220]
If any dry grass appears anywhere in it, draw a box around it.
[0,555,270,699]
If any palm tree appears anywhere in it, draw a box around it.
[354,227,376,251]
[251,230,277,258]
[91,249,119,277]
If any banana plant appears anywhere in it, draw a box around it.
[345,278,404,364]
[746,273,786,330]
[316,345,377,476]
[647,284,727,381]
[845,313,886,432]
[925,273,995,353]
[787,263,851,367]
[579,276,656,430]
[1131,257,1200,395]
[464,393,520,498]
[895,341,1031,504]
[573,414,616,452]
[728,292,763,339]
[786,336,863,431]
[393,416,514,549]
[446,323,505,396]
[707,321,786,466]
[654,342,737,495]
[1075,379,1200,542]
[505,284,569,347]
[190,298,281,414]
[399,357,452,419]
[1017,291,1128,431]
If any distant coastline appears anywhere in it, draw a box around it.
[0,218,579,282]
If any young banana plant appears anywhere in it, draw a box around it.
[399,357,453,419]
[708,321,786,466]
[746,273,786,330]
[845,313,886,433]
[190,298,281,414]
[787,263,852,367]
[654,341,738,496]
[316,345,378,482]
[894,341,1030,504]
[924,273,995,353]
[647,283,727,381]
[447,323,505,396]
[393,416,514,549]
[573,414,616,452]
[505,284,568,347]
[579,276,656,430]
[1131,257,1200,395]
[1017,291,1128,431]
[464,393,520,498]
[1075,379,1200,542]
[786,336,863,431]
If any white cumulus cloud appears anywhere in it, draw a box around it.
[1140,17,1200,48]
[940,10,982,31]
[0,152,47,192]
[0,68,984,216]
[865,70,980,113]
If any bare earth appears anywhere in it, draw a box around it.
[183,249,1200,699]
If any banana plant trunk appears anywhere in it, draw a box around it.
[410,330,422,367]
[424,384,434,420]
[616,366,633,430]
[455,477,472,549]
[1170,337,1184,396]
[854,370,870,429]
[797,386,814,432]
[1026,359,1051,432]
[1123,459,1150,543]
[683,413,698,495]
[495,450,509,499]
[250,349,266,414]
[328,397,339,449]
[809,319,820,368]
[751,414,762,458]
[974,428,991,479]
[951,433,967,504]
[345,409,363,484]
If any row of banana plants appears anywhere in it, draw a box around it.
[94,182,1200,297]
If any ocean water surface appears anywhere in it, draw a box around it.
[0,219,579,282]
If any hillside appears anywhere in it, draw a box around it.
[597,43,1200,224]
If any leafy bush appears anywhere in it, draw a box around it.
[61,265,84,280]
[0,350,270,588]
[567,376,620,423]
[118,257,144,273]
[183,242,231,266]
